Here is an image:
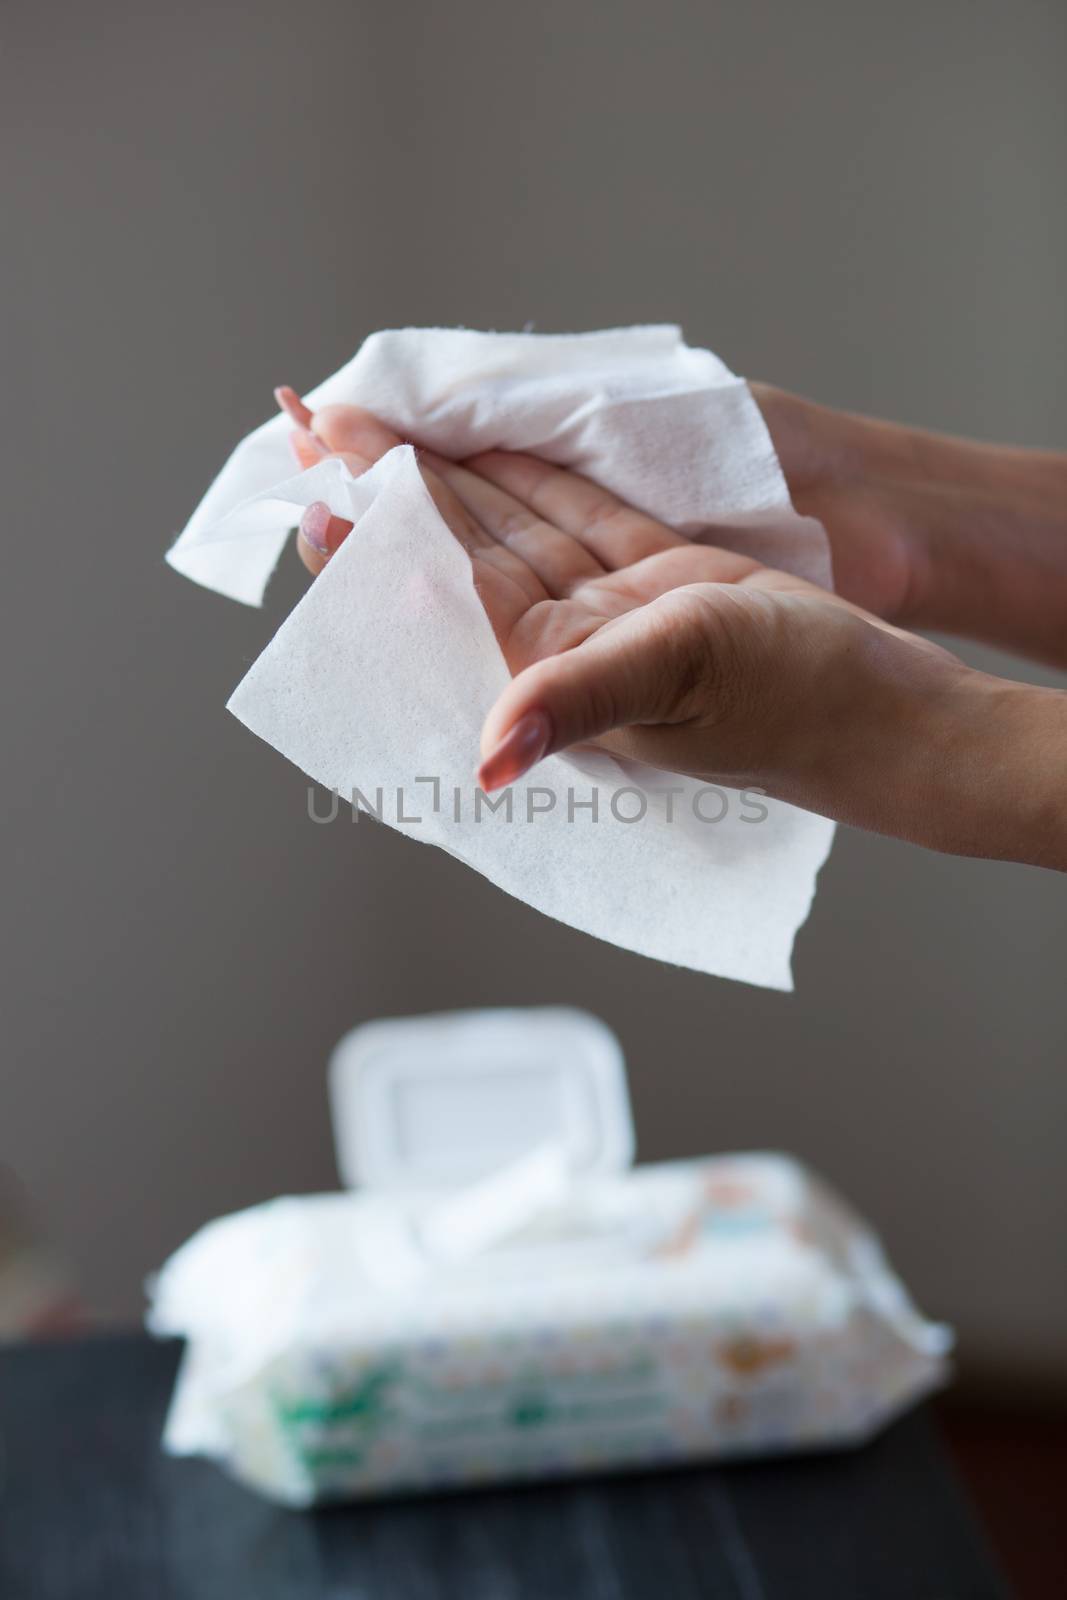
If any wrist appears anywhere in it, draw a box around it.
[754,382,1067,663]
[767,609,1067,869]
[750,384,929,624]
[965,678,1067,870]
[859,667,1067,869]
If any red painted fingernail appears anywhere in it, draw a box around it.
[477,710,552,792]
[274,385,314,430]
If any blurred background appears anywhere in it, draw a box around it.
[2,0,1065,1428]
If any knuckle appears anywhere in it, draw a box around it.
[581,496,625,537]
[656,588,766,728]
[495,506,537,542]
[308,403,352,444]
[535,653,617,743]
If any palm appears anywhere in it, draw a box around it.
[304,404,844,678]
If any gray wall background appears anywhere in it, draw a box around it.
[2,0,1065,1389]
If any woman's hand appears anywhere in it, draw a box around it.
[751,383,1067,670]
[275,389,1067,869]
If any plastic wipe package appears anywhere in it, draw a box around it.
[148,1010,951,1506]
[166,326,837,991]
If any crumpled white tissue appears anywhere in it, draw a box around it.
[167,327,835,989]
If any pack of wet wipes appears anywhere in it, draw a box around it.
[148,1009,950,1505]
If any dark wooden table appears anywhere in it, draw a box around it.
[0,1335,1007,1599]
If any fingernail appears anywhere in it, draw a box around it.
[299,501,336,556]
[274,385,313,430]
[477,710,552,792]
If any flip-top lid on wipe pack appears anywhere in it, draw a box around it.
[328,1008,635,1195]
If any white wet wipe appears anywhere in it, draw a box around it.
[167,327,835,988]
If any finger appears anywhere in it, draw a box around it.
[293,453,546,641]
[289,428,372,477]
[293,403,556,634]
[292,401,488,567]
[275,389,376,477]
[464,451,687,569]
[477,587,723,789]
[412,460,552,626]
[292,474,486,576]
[290,428,327,469]
[308,404,605,600]
[296,502,353,575]
[311,404,404,464]
[587,542,765,608]
[307,405,526,556]
[274,386,314,430]
[416,448,606,600]
[293,477,485,573]
[314,406,551,616]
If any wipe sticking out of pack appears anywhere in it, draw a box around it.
[148,1010,951,1506]
[167,326,835,989]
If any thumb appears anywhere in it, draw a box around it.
[477,589,723,791]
